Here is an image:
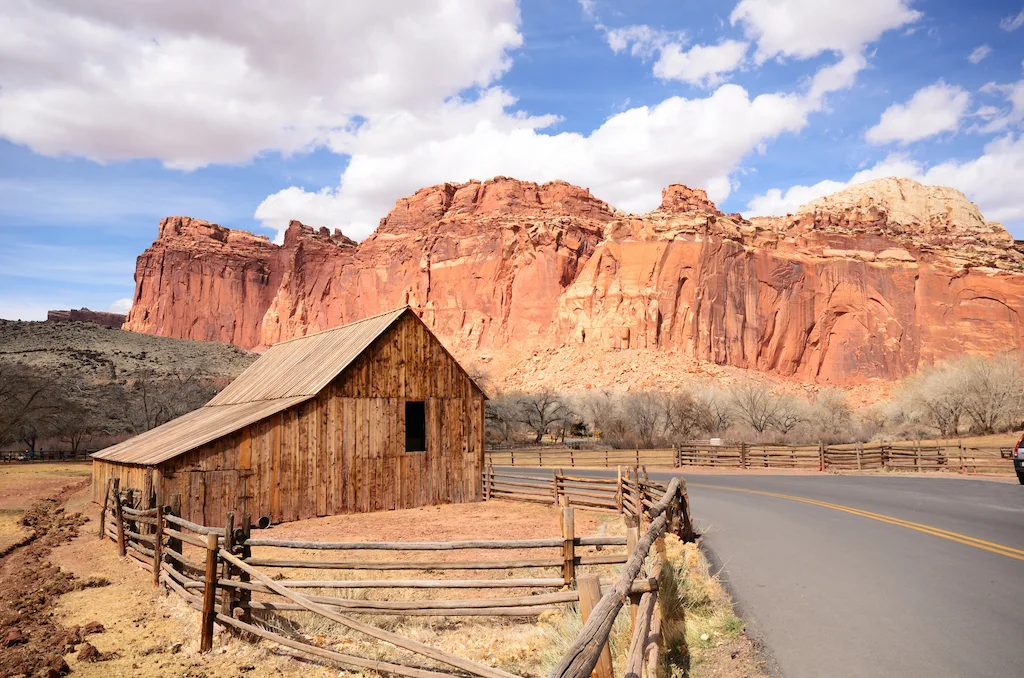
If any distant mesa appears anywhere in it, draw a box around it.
[47,308,126,329]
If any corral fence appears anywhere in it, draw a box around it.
[1,448,93,463]
[99,466,693,678]
[485,442,1016,474]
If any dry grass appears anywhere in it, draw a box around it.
[0,462,91,552]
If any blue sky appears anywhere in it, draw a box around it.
[2,0,1023,321]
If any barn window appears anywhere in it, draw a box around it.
[405,401,426,452]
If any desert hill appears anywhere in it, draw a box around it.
[122,176,1024,390]
[0,320,256,380]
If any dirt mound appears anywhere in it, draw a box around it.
[0,479,109,677]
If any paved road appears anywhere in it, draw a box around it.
[508,469,1024,677]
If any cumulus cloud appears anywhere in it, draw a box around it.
[653,40,750,87]
[256,57,863,240]
[744,155,923,215]
[0,1,522,169]
[601,25,746,87]
[746,134,1024,226]
[1001,9,1024,31]
[968,45,993,64]
[108,298,133,314]
[865,81,971,145]
[731,0,920,63]
[976,79,1024,133]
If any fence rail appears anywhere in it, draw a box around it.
[485,442,1016,474]
[100,469,694,678]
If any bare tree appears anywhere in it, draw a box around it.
[807,388,852,442]
[729,381,784,434]
[623,391,662,448]
[659,390,701,443]
[0,362,60,445]
[693,388,732,435]
[515,390,573,444]
[901,362,968,437]
[960,354,1024,434]
[485,392,520,444]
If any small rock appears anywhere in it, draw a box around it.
[82,621,104,636]
[170,642,183,654]
[2,628,27,647]
[77,643,102,663]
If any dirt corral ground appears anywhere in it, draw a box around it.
[0,463,767,678]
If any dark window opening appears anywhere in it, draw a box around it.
[405,401,426,452]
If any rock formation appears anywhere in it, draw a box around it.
[46,308,126,329]
[123,177,1024,386]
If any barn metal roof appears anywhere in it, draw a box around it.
[208,306,408,405]
[92,307,411,466]
[90,397,310,465]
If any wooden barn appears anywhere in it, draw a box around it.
[91,307,486,526]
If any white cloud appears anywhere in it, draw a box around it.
[1000,9,1024,31]
[976,79,1024,133]
[257,57,861,240]
[744,154,923,215]
[746,134,1024,227]
[601,25,746,87]
[865,81,971,145]
[731,0,921,63]
[0,1,522,169]
[653,40,749,87]
[968,44,993,64]
[108,298,133,314]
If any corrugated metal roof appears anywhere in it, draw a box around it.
[208,306,408,405]
[91,396,309,465]
[93,307,411,466]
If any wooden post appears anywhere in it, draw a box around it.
[819,443,826,472]
[143,469,153,531]
[615,466,623,515]
[739,442,747,469]
[152,501,164,588]
[484,464,493,500]
[856,443,863,471]
[98,478,112,539]
[113,479,126,558]
[238,512,252,624]
[167,494,182,573]
[555,469,563,505]
[577,574,614,678]
[560,501,575,585]
[626,524,640,627]
[220,512,235,617]
[200,532,219,652]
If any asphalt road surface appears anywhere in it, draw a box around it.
[508,469,1024,677]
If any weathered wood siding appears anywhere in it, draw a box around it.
[154,313,485,526]
[92,460,150,504]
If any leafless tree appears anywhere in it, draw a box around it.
[693,388,732,434]
[114,366,217,434]
[515,390,574,443]
[623,391,662,448]
[729,380,784,434]
[659,389,701,443]
[485,392,520,444]
[0,362,61,446]
[807,388,852,442]
[960,354,1024,434]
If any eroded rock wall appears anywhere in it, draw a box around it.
[123,177,1024,385]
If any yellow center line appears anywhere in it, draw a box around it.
[689,483,1024,562]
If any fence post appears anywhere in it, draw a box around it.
[98,478,112,539]
[152,500,163,589]
[856,444,863,471]
[238,512,252,624]
[740,442,748,469]
[220,512,235,617]
[577,574,614,678]
[554,469,563,504]
[167,494,182,573]
[113,479,126,558]
[484,464,493,500]
[616,466,623,515]
[200,532,219,652]
[560,500,575,586]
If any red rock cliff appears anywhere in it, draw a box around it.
[124,177,1024,385]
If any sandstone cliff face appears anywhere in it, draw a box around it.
[124,177,1024,386]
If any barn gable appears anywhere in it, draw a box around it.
[92,308,487,525]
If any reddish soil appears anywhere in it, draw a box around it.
[0,478,111,678]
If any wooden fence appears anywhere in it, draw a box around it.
[99,468,694,678]
[485,442,1016,474]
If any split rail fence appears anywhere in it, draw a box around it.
[99,466,693,678]
[485,442,1015,474]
